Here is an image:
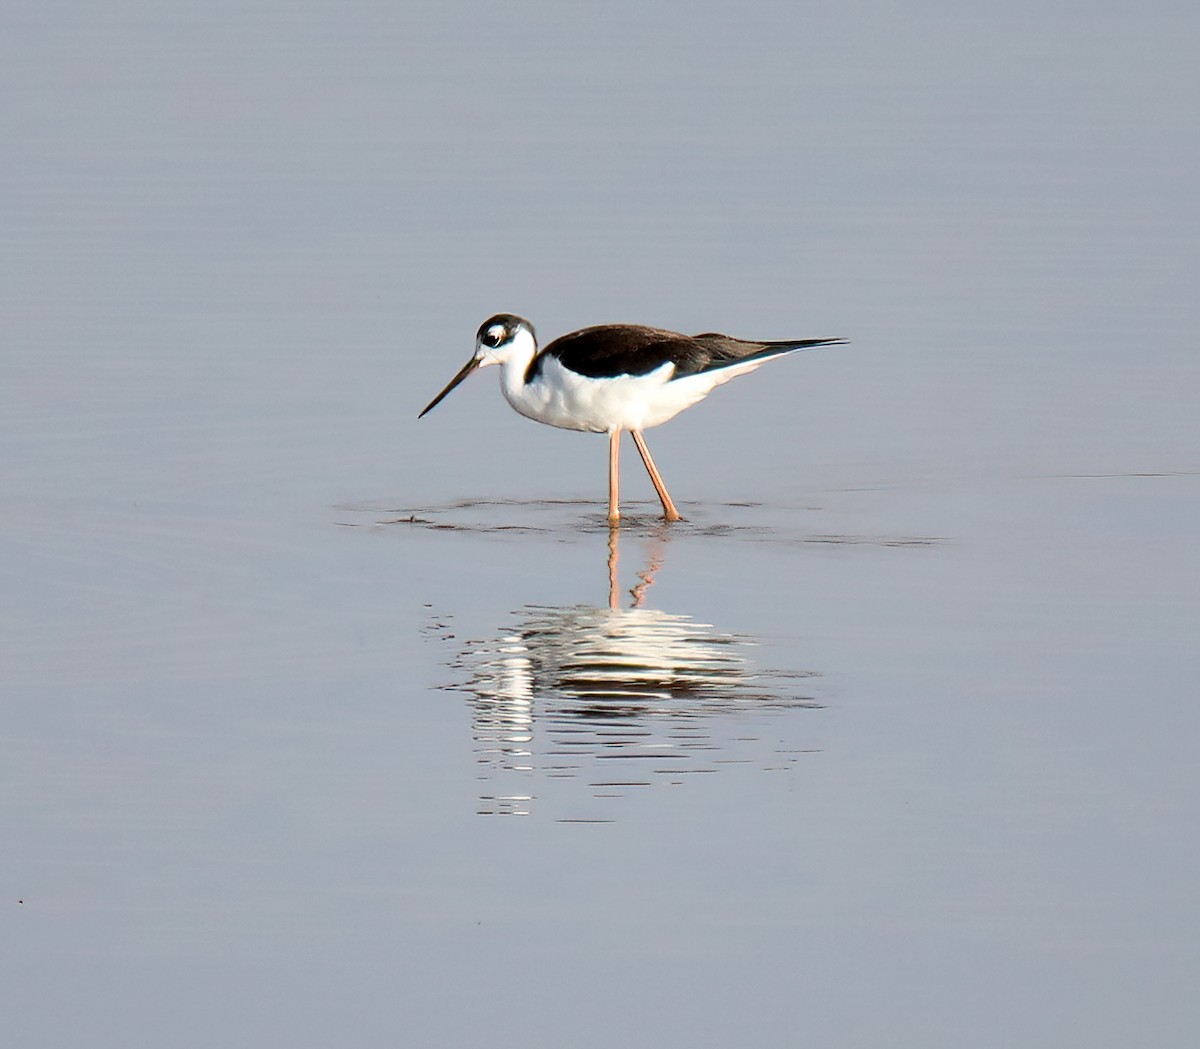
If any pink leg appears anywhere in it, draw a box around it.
[630,430,683,522]
[608,429,621,524]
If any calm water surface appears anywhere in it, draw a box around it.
[2,2,1198,1047]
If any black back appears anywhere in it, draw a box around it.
[526,325,845,383]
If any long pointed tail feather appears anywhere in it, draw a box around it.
[695,335,847,375]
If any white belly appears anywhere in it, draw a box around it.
[500,356,756,433]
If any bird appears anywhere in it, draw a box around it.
[418,314,846,523]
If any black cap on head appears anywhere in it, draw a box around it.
[477,314,535,349]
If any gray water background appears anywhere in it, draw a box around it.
[3,2,1198,1046]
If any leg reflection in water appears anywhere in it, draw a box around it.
[607,522,669,610]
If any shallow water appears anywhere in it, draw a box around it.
[3,2,1199,1047]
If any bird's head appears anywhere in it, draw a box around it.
[474,314,536,366]
[418,314,537,418]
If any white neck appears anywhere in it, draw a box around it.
[487,327,538,404]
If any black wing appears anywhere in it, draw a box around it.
[528,325,845,383]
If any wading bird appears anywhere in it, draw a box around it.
[419,314,844,523]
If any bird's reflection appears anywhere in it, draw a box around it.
[440,526,821,818]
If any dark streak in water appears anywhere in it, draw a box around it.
[334,498,948,547]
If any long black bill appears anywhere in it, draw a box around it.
[418,357,481,418]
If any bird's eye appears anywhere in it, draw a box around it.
[484,326,505,347]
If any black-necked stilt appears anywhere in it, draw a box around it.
[419,314,845,523]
